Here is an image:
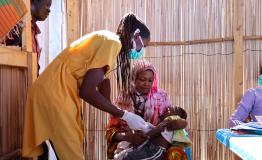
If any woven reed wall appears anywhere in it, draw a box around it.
[0,66,27,159]
[146,42,235,160]
[244,0,262,90]
[0,0,33,158]
[65,0,262,159]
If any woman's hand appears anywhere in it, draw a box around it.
[165,119,188,131]
[121,111,148,130]
[115,130,148,146]
[146,121,167,138]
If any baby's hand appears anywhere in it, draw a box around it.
[162,107,177,118]
[156,120,169,131]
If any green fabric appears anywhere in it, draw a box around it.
[10,0,24,16]
[165,115,192,148]
[0,0,25,16]
[0,0,11,7]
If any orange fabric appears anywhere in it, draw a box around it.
[0,5,20,38]
[0,0,27,39]
[106,127,121,159]
[163,146,188,160]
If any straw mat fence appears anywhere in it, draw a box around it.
[2,0,261,160]
[65,0,262,160]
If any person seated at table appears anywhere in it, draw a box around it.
[228,66,262,127]
[114,106,191,160]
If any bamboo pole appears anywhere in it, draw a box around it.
[148,35,262,47]
[232,0,244,112]
[232,0,244,158]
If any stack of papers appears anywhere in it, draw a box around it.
[231,122,262,135]
[255,115,262,124]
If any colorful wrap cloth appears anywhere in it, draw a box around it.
[0,0,27,39]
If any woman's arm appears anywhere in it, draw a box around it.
[98,78,111,101]
[80,67,148,130]
[145,119,187,138]
[113,130,148,145]
[79,67,124,117]
[165,119,188,131]
[146,121,166,138]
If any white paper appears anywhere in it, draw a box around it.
[255,115,262,125]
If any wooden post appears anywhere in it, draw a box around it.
[22,0,37,85]
[22,0,32,53]
[232,0,244,111]
[27,52,38,85]
[66,0,81,45]
[0,46,28,67]
[232,0,244,159]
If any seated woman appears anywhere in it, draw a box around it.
[106,59,188,159]
[228,66,262,127]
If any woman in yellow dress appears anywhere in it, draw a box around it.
[22,13,150,160]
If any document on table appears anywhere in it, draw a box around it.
[231,122,262,135]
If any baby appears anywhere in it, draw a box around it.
[114,106,191,160]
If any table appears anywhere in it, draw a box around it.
[216,129,262,160]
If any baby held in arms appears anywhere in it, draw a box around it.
[114,106,192,160]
